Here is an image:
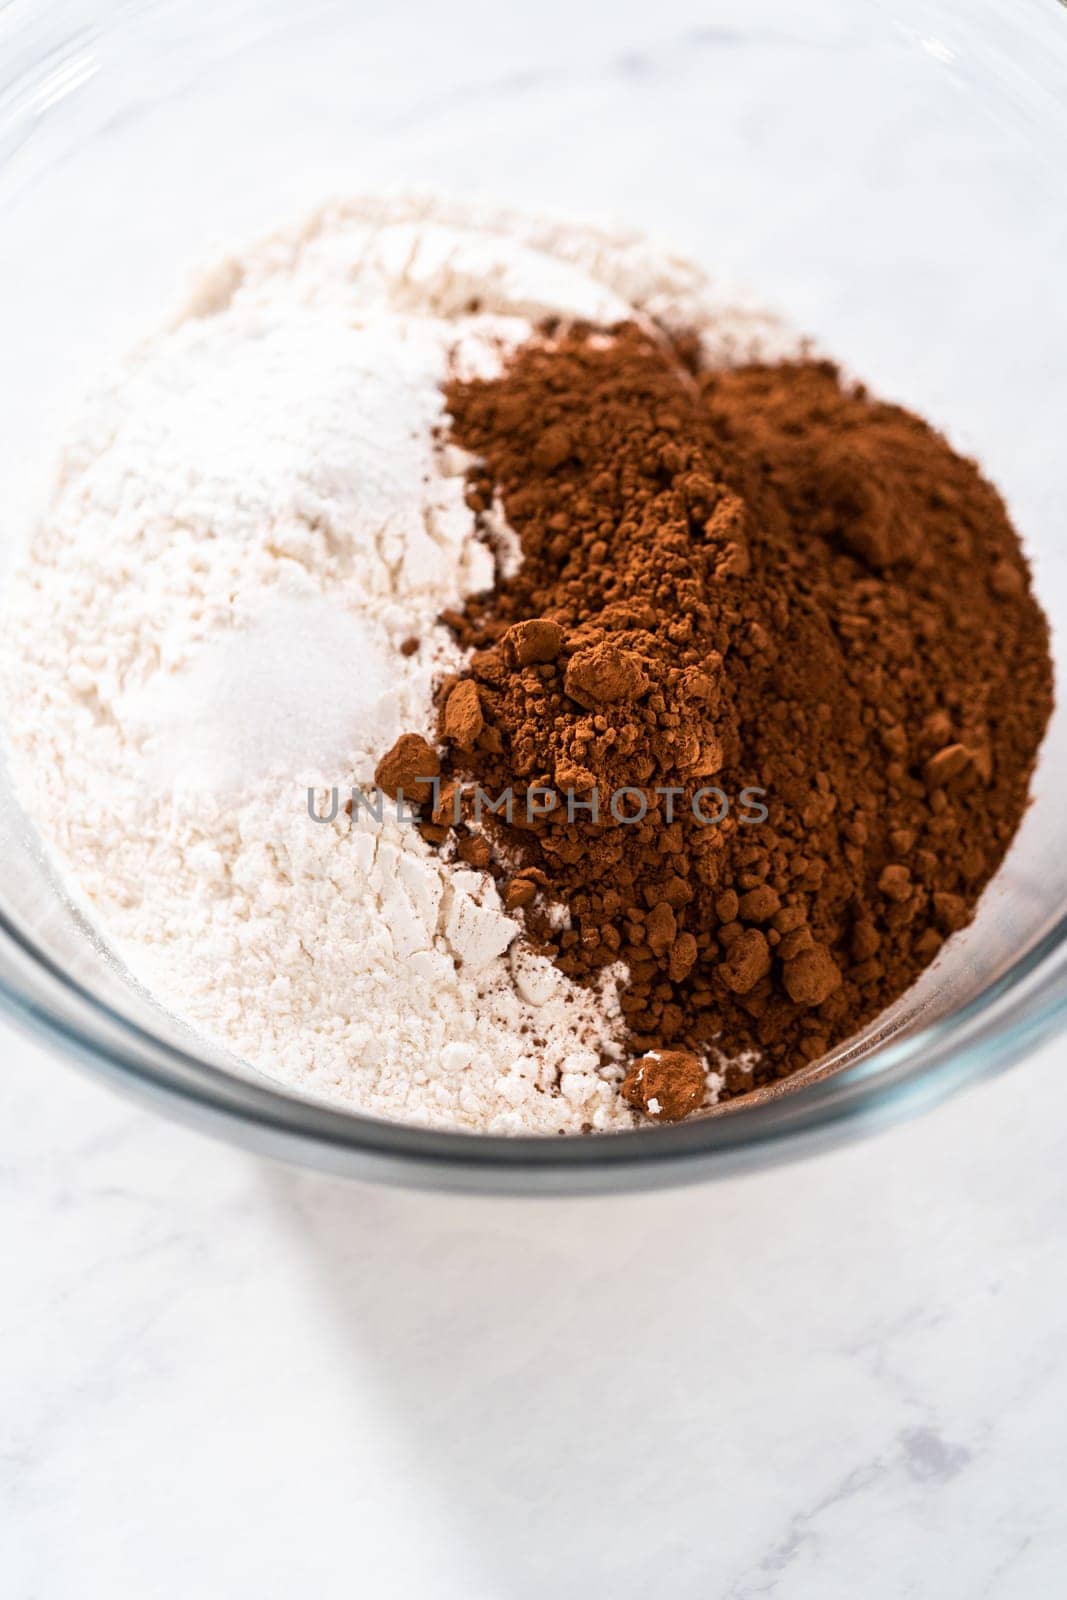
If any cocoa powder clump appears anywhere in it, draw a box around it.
[622,1050,707,1123]
[375,733,440,805]
[503,618,566,666]
[564,642,650,708]
[427,325,1051,1116]
[441,679,484,750]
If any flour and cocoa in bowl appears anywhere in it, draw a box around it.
[384,323,1052,1120]
[1,196,1053,1132]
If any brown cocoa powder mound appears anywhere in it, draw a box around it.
[432,325,1052,1108]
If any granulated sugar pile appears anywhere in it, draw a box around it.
[1,194,1051,1132]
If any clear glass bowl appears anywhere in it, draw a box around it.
[1,0,1065,1191]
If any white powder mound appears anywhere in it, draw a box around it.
[1,193,785,1133]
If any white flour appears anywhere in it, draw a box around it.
[1,193,781,1133]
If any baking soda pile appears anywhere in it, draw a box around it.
[1,195,780,1132]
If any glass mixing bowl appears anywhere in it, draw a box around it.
[0,0,1064,1192]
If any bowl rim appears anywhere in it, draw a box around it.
[3,895,1067,1190]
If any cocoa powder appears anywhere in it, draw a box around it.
[419,324,1052,1116]
[622,1049,707,1122]
[375,732,439,804]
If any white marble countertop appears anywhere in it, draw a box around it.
[3,1021,1067,1599]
